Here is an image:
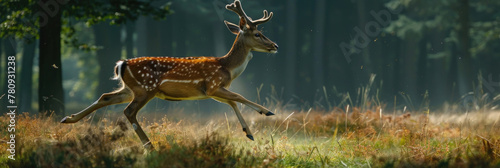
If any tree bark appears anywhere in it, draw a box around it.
[39,8,64,116]
[20,41,36,113]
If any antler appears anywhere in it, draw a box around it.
[226,0,273,28]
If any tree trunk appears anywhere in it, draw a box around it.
[136,16,148,57]
[212,21,226,57]
[285,0,297,97]
[0,40,3,91]
[94,23,122,95]
[356,0,371,81]
[125,21,136,59]
[39,8,64,116]
[20,41,36,113]
[428,31,448,107]
[456,0,472,96]
[312,0,326,91]
[162,18,173,56]
[392,39,401,97]
[172,11,186,57]
[399,39,419,109]
[1,39,17,113]
[145,17,163,56]
[417,35,428,109]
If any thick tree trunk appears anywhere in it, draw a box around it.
[39,9,64,116]
[20,41,36,113]
[94,23,122,94]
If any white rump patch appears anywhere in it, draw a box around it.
[113,60,124,80]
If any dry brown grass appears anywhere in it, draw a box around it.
[1,107,500,167]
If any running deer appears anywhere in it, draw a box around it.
[61,0,278,150]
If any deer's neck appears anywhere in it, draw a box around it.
[220,35,252,80]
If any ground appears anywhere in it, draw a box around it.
[1,106,500,167]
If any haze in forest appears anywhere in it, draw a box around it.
[1,0,499,115]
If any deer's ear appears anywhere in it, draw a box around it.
[238,17,247,30]
[224,21,240,35]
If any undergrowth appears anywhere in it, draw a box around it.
[1,107,500,167]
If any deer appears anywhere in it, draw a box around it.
[61,0,278,150]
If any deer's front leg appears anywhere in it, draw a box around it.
[214,98,254,140]
[211,88,274,116]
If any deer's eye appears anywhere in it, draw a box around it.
[254,33,260,37]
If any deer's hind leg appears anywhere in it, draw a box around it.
[122,89,155,150]
[61,88,133,123]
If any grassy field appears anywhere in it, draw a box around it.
[1,105,500,167]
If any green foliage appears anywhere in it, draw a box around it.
[0,0,172,47]
[386,0,500,58]
[0,0,39,42]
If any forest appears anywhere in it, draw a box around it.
[1,0,499,115]
[1,0,500,167]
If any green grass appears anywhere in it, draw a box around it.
[1,106,500,167]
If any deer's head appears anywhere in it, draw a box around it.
[224,0,278,53]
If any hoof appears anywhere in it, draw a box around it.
[61,116,77,123]
[143,141,155,151]
[60,116,69,123]
[265,111,275,116]
[246,135,254,141]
